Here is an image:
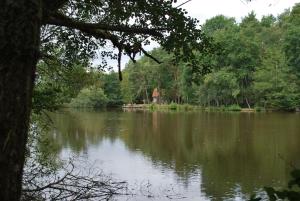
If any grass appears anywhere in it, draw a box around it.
[168,102,178,110]
[143,103,202,111]
[126,103,259,113]
[225,104,242,111]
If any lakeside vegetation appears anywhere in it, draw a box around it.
[124,103,246,112]
[34,4,300,113]
[121,5,300,111]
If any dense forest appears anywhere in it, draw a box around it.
[121,4,300,111]
[35,4,300,112]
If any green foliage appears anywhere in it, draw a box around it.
[35,4,300,112]
[41,0,209,73]
[32,60,98,112]
[261,15,276,27]
[33,84,64,113]
[225,104,242,111]
[197,68,240,106]
[33,0,214,112]
[253,46,300,110]
[281,5,300,77]
[284,26,300,76]
[202,15,237,36]
[102,72,124,107]
[121,5,300,111]
[69,86,108,108]
[268,92,300,111]
[169,102,178,110]
[149,103,156,110]
[33,59,127,110]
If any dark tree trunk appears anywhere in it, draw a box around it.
[0,1,41,200]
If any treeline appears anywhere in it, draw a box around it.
[34,4,300,111]
[121,4,300,111]
[33,62,123,110]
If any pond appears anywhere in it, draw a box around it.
[46,109,300,201]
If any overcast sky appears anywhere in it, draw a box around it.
[176,0,299,24]
[96,0,300,71]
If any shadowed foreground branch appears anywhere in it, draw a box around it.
[22,159,130,201]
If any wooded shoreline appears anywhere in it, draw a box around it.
[122,103,299,112]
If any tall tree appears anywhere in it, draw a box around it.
[284,3,300,77]
[0,1,205,200]
[0,2,42,201]
[102,72,124,106]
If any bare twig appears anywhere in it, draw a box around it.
[176,0,192,8]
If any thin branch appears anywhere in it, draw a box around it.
[141,47,162,64]
[22,160,129,201]
[117,49,122,81]
[43,12,165,76]
[176,0,192,8]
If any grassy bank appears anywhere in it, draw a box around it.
[146,103,202,111]
[123,103,266,112]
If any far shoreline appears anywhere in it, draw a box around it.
[121,103,299,113]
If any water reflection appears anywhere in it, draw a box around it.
[47,109,300,200]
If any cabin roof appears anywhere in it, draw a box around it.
[152,88,160,97]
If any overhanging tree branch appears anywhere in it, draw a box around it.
[43,12,166,80]
[45,12,164,37]
[141,47,162,64]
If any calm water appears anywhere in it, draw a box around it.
[47,109,300,201]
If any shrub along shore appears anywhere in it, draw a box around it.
[121,103,291,112]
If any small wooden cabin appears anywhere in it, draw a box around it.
[152,88,160,103]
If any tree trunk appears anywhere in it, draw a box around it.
[245,97,251,109]
[235,98,239,105]
[215,99,219,107]
[145,87,149,104]
[0,1,42,200]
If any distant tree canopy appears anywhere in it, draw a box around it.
[0,1,207,200]
[121,4,300,110]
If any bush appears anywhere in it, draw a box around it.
[168,102,178,110]
[149,103,156,110]
[33,85,64,112]
[269,93,300,111]
[69,86,108,108]
[225,104,241,111]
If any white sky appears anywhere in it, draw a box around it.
[95,0,300,71]
[176,0,299,24]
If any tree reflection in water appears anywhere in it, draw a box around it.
[46,109,300,200]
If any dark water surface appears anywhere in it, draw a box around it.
[47,109,300,200]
